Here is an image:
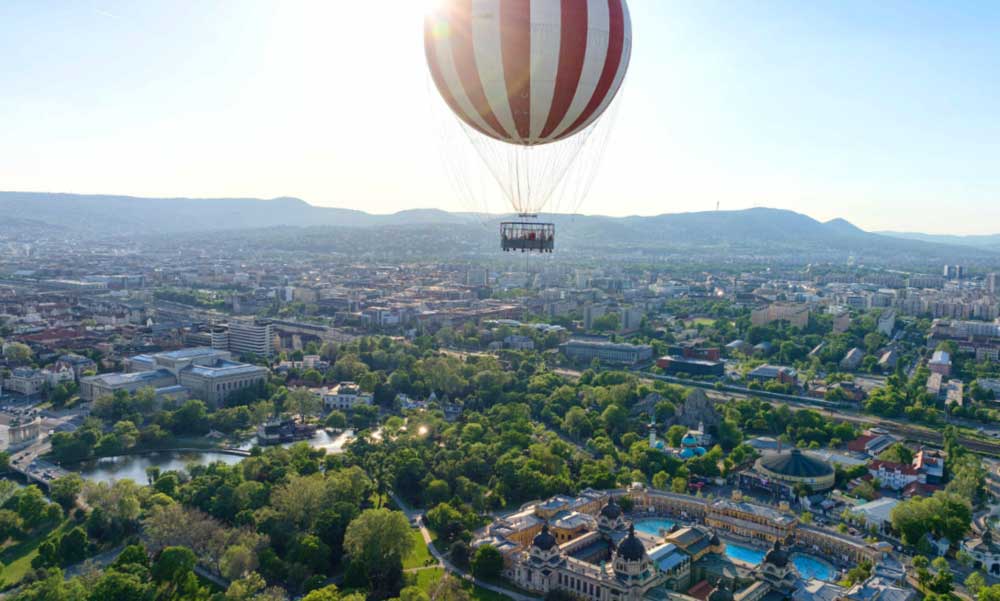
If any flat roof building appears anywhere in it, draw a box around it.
[561,339,653,365]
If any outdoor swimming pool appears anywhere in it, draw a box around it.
[634,518,676,537]
[793,553,835,581]
[723,542,834,581]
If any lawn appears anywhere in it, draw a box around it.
[411,567,528,601]
[412,567,445,590]
[0,518,73,586]
[686,317,716,327]
[403,528,433,569]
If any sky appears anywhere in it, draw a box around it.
[1,1,999,234]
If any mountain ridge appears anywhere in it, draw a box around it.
[1,191,995,262]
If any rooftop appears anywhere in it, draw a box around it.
[87,369,175,386]
[155,347,225,361]
[185,360,267,378]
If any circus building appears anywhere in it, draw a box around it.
[739,448,835,500]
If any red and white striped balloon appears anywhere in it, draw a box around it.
[425,0,632,147]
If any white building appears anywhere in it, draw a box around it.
[322,382,373,411]
[868,460,923,491]
[228,320,275,358]
[3,368,46,396]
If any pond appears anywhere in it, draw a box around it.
[74,429,356,485]
[75,451,245,484]
[634,518,677,537]
[234,428,355,452]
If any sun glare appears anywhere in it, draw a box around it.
[423,0,450,16]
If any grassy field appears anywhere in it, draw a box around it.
[403,528,433,569]
[411,568,513,601]
[0,518,73,586]
[686,317,716,327]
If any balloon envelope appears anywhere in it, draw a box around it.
[425,0,632,147]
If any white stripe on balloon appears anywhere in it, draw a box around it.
[472,0,518,142]
[550,0,610,139]
[528,0,562,143]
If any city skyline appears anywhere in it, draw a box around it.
[3,1,999,234]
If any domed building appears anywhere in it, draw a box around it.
[755,540,799,595]
[679,431,707,459]
[740,448,835,500]
[511,520,692,601]
[598,496,627,533]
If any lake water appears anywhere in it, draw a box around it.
[76,429,356,485]
[723,541,833,581]
[76,451,245,484]
[235,428,355,452]
[634,518,676,537]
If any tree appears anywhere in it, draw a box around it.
[429,575,472,601]
[450,540,471,569]
[562,407,591,440]
[600,404,628,437]
[325,410,348,429]
[0,509,24,541]
[50,474,83,510]
[425,503,463,539]
[172,399,210,435]
[400,586,431,601]
[221,544,259,581]
[965,571,986,596]
[878,443,913,465]
[890,491,971,545]
[88,571,152,601]
[152,546,195,579]
[55,527,87,566]
[15,485,51,528]
[425,479,451,505]
[3,342,32,364]
[286,388,322,418]
[666,425,688,448]
[271,473,333,531]
[343,509,413,598]
[471,545,503,580]
[303,585,342,601]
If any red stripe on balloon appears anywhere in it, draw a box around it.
[450,0,509,139]
[557,0,625,140]
[541,0,589,139]
[425,13,497,140]
[500,0,532,140]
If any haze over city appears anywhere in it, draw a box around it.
[3,1,999,233]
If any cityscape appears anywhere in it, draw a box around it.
[3,2,1000,601]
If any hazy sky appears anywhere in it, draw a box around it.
[2,1,999,233]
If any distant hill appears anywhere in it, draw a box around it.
[1,191,995,263]
[878,230,1000,252]
[0,192,474,233]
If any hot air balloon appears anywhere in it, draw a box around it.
[425,0,632,253]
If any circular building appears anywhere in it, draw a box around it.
[753,449,835,493]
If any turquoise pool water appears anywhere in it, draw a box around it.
[723,542,833,581]
[634,519,676,536]
[793,554,833,581]
[724,542,765,565]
